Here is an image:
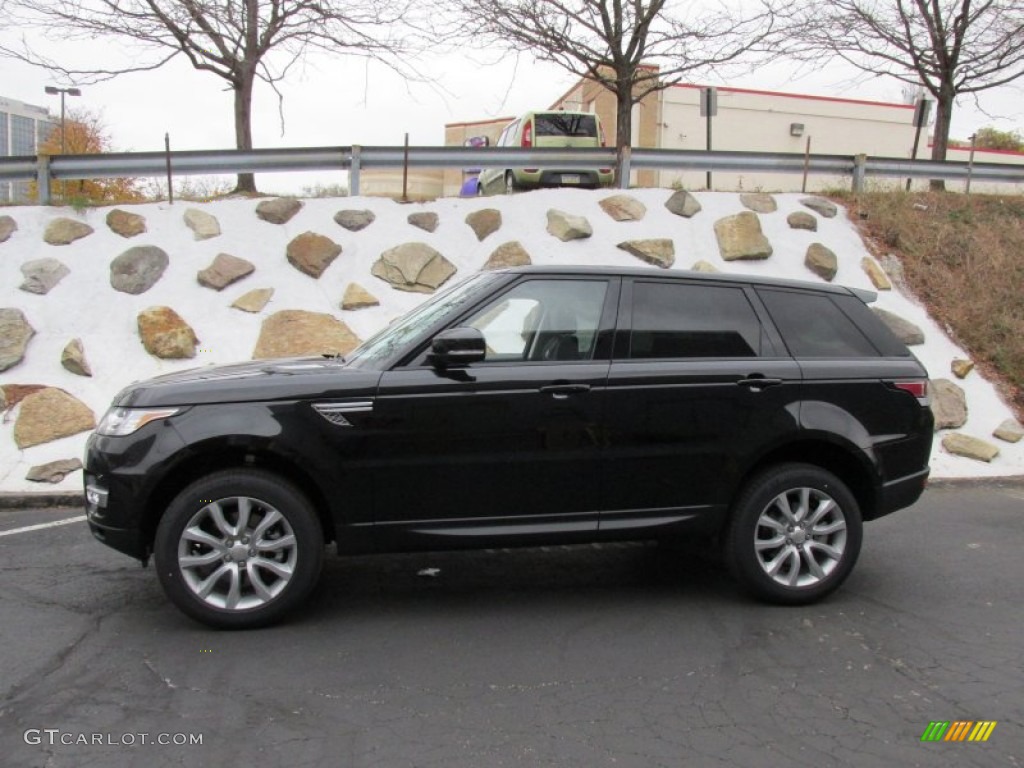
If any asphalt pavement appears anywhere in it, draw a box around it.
[0,481,1021,767]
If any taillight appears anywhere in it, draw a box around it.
[889,380,930,404]
[599,124,606,147]
[521,121,532,148]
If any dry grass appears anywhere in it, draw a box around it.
[835,189,1024,417]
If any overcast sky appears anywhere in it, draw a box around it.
[2,26,1021,193]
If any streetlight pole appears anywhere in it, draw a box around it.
[44,85,81,202]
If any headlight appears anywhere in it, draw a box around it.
[96,407,180,436]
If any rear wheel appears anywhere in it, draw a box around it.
[154,469,323,629]
[725,464,862,605]
[505,171,519,194]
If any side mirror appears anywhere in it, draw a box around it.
[429,327,486,367]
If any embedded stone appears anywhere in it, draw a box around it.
[713,212,772,261]
[286,232,342,278]
[951,359,974,379]
[61,338,92,377]
[599,194,646,222]
[43,218,93,245]
[664,190,702,218]
[13,388,96,449]
[26,458,83,484]
[484,241,532,270]
[0,308,35,372]
[110,246,169,294]
[341,283,380,311]
[253,310,360,359]
[941,433,999,463]
[800,197,837,218]
[740,193,777,214]
[1,384,45,410]
[197,253,255,290]
[930,379,967,430]
[231,288,274,313]
[993,418,1023,443]
[0,215,17,243]
[805,243,838,281]
[878,255,905,288]
[333,209,375,232]
[618,239,675,269]
[861,257,892,290]
[691,260,719,273]
[787,211,817,231]
[546,209,592,241]
[873,308,924,345]
[19,258,69,294]
[256,197,303,225]
[106,209,147,238]
[137,306,199,359]
[408,212,439,233]
[372,242,457,293]
[466,209,502,241]
[183,208,221,240]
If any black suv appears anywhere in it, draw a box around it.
[85,266,933,628]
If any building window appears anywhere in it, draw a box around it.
[11,114,36,155]
[0,112,9,155]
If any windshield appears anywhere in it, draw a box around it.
[346,273,501,367]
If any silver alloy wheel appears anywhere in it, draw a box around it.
[177,496,298,611]
[753,487,848,588]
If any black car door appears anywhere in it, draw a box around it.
[368,276,619,549]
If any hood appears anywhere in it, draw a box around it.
[113,357,381,408]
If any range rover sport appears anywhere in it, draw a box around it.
[85,266,934,628]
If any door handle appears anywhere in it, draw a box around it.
[540,383,592,398]
[737,376,783,390]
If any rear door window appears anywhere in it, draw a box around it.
[535,113,598,138]
[758,289,880,357]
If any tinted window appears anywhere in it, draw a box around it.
[759,289,880,357]
[534,113,597,138]
[832,294,911,357]
[630,282,762,359]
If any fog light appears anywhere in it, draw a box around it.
[86,484,108,509]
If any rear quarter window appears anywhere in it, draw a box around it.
[758,288,881,358]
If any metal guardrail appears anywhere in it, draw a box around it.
[1,145,1022,202]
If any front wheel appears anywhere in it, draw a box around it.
[154,469,324,629]
[725,464,862,605]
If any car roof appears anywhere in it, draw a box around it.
[493,265,877,303]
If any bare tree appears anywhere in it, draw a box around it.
[446,0,779,182]
[7,0,422,192]
[788,0,1024,186]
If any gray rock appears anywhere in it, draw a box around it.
[787,211,817,231]
[546,209,593,241]
[340,283,380,311]
[872,308,924,345]
[232,288,274,313]
[941,433,999,462]
[256,197,303,225]
[14,388,96,448]
[599,194,646,222]
[408,212,439,233]
[878,255,906,289]
[43,217,94,245]
[0,308,35,372]
[183,208,221,240]
[805,243,838,281]
[286,232,342,279]
[26,458,83,484]
[618,239,675,269]
[110,246,170,295]
[740,193,777,214]
[930,379,968,430]
[253,310,360,359]
[993,418,1023,443]
[106,209,147,238]
[334,209,375,232]
[61,338,92,377]
[691,260,719,273]
[372,242,457,293]
[197,253,255,290]
[800,196,838,218]
[484,241,532,270]
[19,258,70,294]
[0,215,17,243]
[466,209,502,241]
[137,306,199,359]
[713,212,772,261]
[664,190,702,218]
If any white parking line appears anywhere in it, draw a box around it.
[0,515,87,537]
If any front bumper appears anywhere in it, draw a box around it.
[84,471,148,560]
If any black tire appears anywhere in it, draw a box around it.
[154,469,324,629]
[725,463,862,605]
[505,171,519,194]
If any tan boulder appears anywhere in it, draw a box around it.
[941,433,999,463]
[231,288,274,313]
[993,418,1023,443]
[740,193,777,214]
[713,212,772,261]
[61,338,92,377]
[341,283,380,310]
[0,215,17,243]
[861,257,892,290]
[183,208,221,240]
[805,243,838,281]
[197,253,255,290]
[334,209,375,232]
[14,388,96,449]
[484,241,532,270]
[256,197,303,225]
[873,308,924,345]
[253,310,360,359]
[664,190,701,218]
[617,239,675,269]
[372,242,457,293]
[691,260,719,273]
[106,209,147,238]
[408,212,439,233]
[26,458,83,483]
[0,308,35,372]
[800,197,838,218]
[286,232,342,278]
[930,379,967,430]
[787,211,817,231]
[43,218,93,245]
[599,194,646,222]
[951,359,974,379]
[466,209,502,241]
[137,306,199,359]
[546,209,593,241]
